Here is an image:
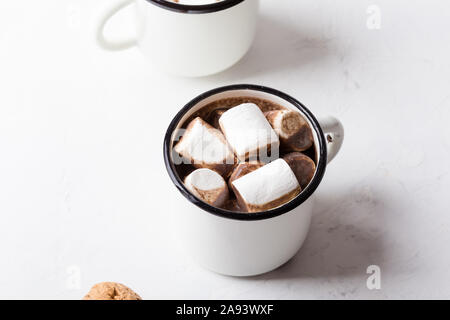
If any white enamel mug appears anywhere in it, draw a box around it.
[96,0,259,77]
[164,84,344,276]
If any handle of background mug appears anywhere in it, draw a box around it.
[318,116,344,164]
[96,0,136,51]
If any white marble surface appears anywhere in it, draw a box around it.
[1,0,449,299]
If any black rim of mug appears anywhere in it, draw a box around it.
[146,0,245,14]
[163,84,328,221]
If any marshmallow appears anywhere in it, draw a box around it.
[174,117,235,177]
[283,152,316,189]
[231,159,301,213]
[265,110,313,152]
[184,168,229,207]
[228,161,264,189]
[219,103,280,161]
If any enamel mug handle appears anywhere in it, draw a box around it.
[96,0,136,51]
[318,116,344,164]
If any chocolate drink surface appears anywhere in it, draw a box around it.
[173,97,317,213]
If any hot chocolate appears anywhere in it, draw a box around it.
[172,97,317,213]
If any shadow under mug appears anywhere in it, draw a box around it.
[96,0,259,77]
[164,84,344,276]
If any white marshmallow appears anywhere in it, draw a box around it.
[174,117,235,176]
[231,159,300,212]
[184,168,229,207]
[228,161,264,189]
[219,103,280,161]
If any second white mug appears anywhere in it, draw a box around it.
[96,0,260,77]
